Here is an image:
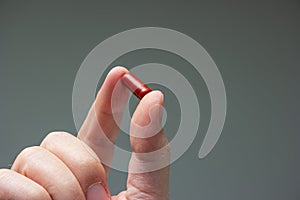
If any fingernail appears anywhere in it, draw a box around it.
[87,182,109,200]
[149,104,164,126]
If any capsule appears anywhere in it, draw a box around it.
[121,72,152,99]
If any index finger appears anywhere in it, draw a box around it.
[78,66,129,174]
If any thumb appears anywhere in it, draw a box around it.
[126,91,170,200]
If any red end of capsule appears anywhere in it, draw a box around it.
[121,72,152,100]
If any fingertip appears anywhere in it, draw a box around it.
[132,90,163,125]
[141,90,164,107]
[94,66,129,114]
[107,66,129,78]
[150,90,164,104]
[97,66,129,94]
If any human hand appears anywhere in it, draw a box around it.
[0,67,170,200]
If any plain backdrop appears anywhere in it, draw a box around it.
[0,1,299,199]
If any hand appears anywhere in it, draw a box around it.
[0,67,170,200]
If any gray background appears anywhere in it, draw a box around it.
[0,1,299,199]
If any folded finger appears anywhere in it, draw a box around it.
[0,169,51,200]
[11,146,85,200]
[41,132,110,199]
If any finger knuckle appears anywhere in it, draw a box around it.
[0,169,50,200]
[14,146,45,171]
[0,169,9,196]
[0,168,11,180]
[19,146,43,159]
[42,131,71,145]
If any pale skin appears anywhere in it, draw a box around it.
[0,67,170,200]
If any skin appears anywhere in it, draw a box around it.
[0,67,170,200]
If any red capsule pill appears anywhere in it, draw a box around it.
[121,72,152,100]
